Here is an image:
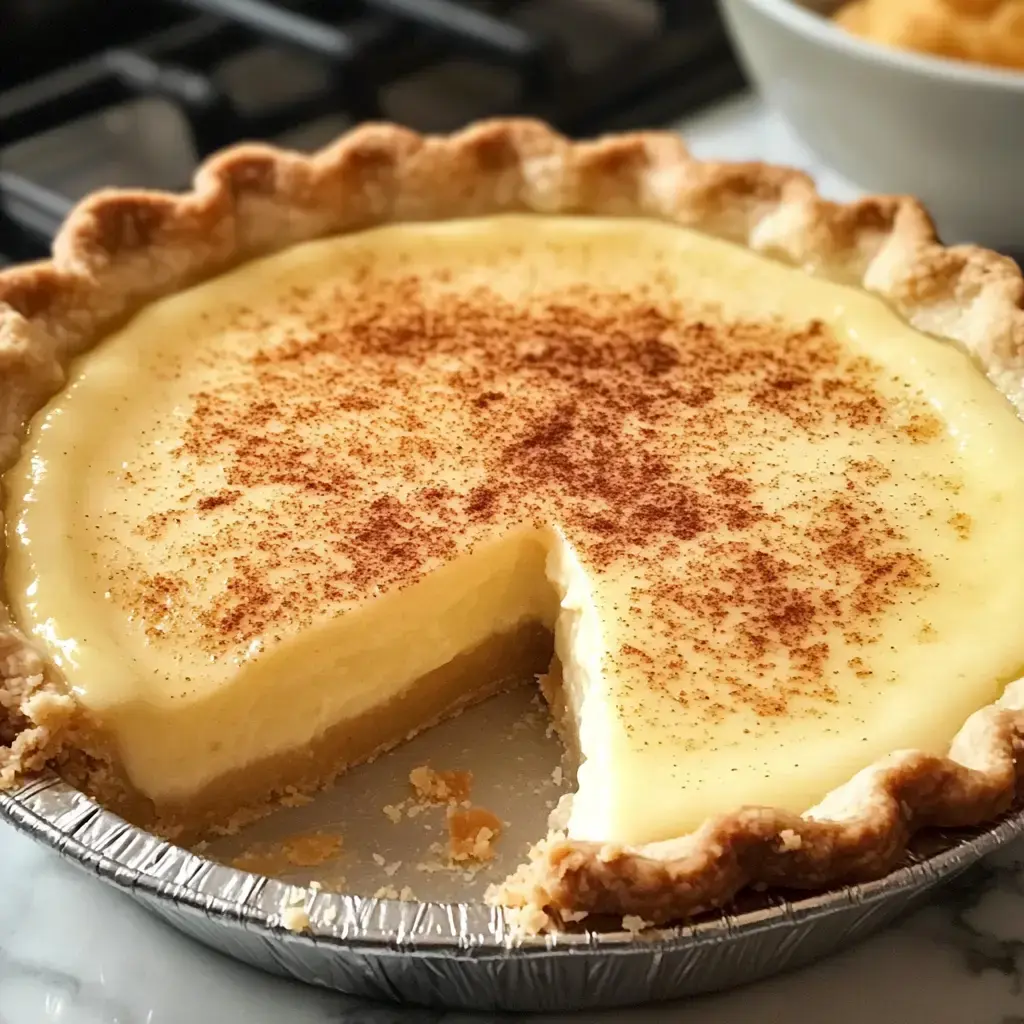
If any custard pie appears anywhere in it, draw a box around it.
[1,120,1023,928]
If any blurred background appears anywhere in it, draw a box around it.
[5,0,1022,264]
[0,0,746,266]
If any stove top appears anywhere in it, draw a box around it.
[0,0,744,265]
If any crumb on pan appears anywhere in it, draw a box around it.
[622,914,651,934]
[283,832,343,866]
[280,906,310,932]
[409,764,473,803]
[382,802,405,823]
[447,805,503,862]
[231,830,342,875]
[373,884,417,901]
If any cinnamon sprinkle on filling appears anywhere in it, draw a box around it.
[106,267,942,727]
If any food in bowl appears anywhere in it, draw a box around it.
[2,121,1024,932]
[834,0,1024,71]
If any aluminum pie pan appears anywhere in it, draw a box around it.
[3,770,1022,1013]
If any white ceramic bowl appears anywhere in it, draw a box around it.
[718,0,1024,251]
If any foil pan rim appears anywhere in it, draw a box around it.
[3,772,1020,956]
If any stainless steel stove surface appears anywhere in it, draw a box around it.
[0,0,744,264]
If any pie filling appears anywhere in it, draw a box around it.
[7,215,1024,847]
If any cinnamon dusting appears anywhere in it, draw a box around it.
[105,264,949,725]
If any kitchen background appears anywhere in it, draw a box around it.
[2,1,1024,1022]
[0,0,741,263]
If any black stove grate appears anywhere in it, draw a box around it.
[0,0,744,264]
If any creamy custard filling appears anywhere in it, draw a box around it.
[7,215,1024,843]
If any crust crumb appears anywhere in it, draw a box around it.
[280,886,310,932]
[283,832,342,867]
[373,884,417,901]
[622,914,651,934]
[447,805,503,862]
[409,764,473,803]
[503,902,554,938]
[778,828,802,851]
[414,840,449,874]
[280,906,310,932]
[382,802,405,823]
[232,830,342,874]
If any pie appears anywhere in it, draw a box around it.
[1,120,1024,930]
[834,0,1024,72]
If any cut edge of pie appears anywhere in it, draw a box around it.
[1,118,1024,931]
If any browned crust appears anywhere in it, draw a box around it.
[1,119,1023,923]
[497,699,1024,925]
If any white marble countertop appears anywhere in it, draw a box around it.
[4,96,1024,1024]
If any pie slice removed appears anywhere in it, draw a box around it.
[1,121,1023,929]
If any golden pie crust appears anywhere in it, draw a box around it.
[1,119,1024,927]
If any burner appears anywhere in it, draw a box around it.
[0,0,745,264]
